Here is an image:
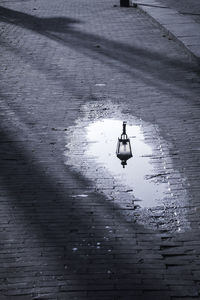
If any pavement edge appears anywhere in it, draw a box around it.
[130,0,200,65]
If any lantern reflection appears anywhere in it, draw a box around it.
[116,121,132,168]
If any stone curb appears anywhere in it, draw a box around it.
[130,0,200,64]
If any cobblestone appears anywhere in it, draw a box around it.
[0,0,200,299]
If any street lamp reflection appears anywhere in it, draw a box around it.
[116,121,132,168]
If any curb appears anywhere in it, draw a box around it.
[130,0,200,64]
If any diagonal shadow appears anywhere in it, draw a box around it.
[0,99,200,299]
[0,5,81,32]
[0,5,200,299]
[181,12,200,16]
[0,118,172,299]
[0,5,200,100]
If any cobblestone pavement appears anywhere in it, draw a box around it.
[0,0,200,299]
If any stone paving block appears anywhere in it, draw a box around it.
[142,291,171,299]
[132,0,200,63]
[165,23,200,37]
[187,45,200,57]
[155,14,195,26]
[169,285,199,297]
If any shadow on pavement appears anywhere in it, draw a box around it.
[0,5,200,100]
[0,122,170,299]
[0,6,81,32]
[0,5,200,299]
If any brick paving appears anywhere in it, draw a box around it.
[0,0,200,299]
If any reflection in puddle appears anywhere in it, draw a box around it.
[116,121,133,168]
[86,119,168,207]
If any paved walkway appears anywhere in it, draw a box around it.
[131,0,200,63]
[158,0,200,24]
[0,0,200,299]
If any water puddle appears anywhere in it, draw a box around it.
[64,101,190,232]
[86,119,168,207]
[71,194,88,198]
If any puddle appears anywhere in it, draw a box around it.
[71,194,88,198]
[86,119,168,207]
[64,101,190,232]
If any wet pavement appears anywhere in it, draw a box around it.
[65,101,190,233]
[0,0,200,299]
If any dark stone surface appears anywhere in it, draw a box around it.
[0,0,200,299]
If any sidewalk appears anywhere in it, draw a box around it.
[130,0,200,63]
[159,0,200,24]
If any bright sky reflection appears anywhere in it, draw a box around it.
[86,119,168,207]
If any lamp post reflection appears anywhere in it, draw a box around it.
[116,121,132,168]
